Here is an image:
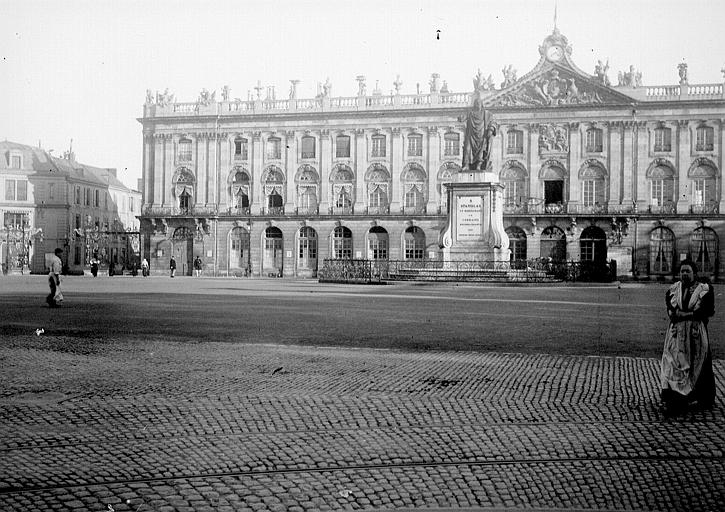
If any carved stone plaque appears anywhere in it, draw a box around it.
[456,196,482,241]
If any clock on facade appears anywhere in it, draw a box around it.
[546,45,564,61]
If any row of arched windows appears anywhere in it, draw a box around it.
[505,225,719,275]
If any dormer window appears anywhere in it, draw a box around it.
[10,155,21,168]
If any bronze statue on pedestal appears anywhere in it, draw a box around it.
[462,98,496,171]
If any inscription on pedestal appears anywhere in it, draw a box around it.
[456,196,482,241]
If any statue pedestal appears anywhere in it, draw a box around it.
[440,171,510,263]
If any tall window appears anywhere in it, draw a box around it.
[234,137,248,160]
[506,226,527,263]
[506,129,524,154]
[298,227,318,268]
[336,190,351,209]
[10,155,21,168]
[696,126,714,151]
[405,186,424,208]
[503,181,522,206]
[4,180,27,201]
[579,226,607,262]
[407,134,423,157]
[585,128,603,152]
[299,188,317,210]
[654,127,672,152]
[650,227,675,274]
[94,189,100,207]
[691,227,718,274]
[301,136,316,159]
[369,187,388,208]
[179,190,191,212]
[336,135,350,158]
[75,186,81,205]
[371,135,386,157]
[4,212,26,228]
[178,139,192,161]
[444,133,460,156]
[267,137,282,159]
[404,226,426,260]
[333,226,352,259]
[650,178,674,207]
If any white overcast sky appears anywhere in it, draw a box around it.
[1,0,724,190]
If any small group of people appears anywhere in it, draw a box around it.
[169,255,203,277]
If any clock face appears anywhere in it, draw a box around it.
[547,45,563,61]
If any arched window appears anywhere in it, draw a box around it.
[367,165,390,213]
[404,226,425,260]
[264,167,285,214]
[336,135,350,158]
[691,227,718,275]
[268,192,283,209]
[336,190,352,209]
[301,136,316,159]
[506,129,524,154]
[540,226,566,262]
[579,226,607,263]
[333,226,353,259]
[506,226,527,263]
[175,167,195,212]
[501,164,527,210]
[178,138,192,162]
[298,226,318,271]
[585,128,603,153]
[580,165,607,210]
[370,187,388,208]
[648,164,675,213]
[696,126,714,152]
[234,137,248,160]
[231,170,250,212]
[234,188,249,210]
[444,133,460,156]
[266,137,282,160]
[405,187,424,209]
[229,227,250,272]
[690,162,718,213]
[541,164,566,210]
[263,227,284,275]
[650,227,675,274]
[402,165,426,213]
[368,226,388,260]
[331,164,355,214]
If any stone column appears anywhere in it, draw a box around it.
[676,120,691,213]
[426,127,441,214]
[251,132,262,215]
[354,129,367,213]
[319,129,331,214]
[390,127,403,213]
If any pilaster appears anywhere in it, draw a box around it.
[608,122,622,207]
[218,133,231,209]
[196,134,208,207]
[568,122,581,208]
[390,127,403,212]
[635,121,649,209]
[251,132,263,214]
[528,124,541,202]
[427,127,441,214]
[284,131,296,212]
[676,120,691,213]
[319,129,332,213]
[153,135,164,206]
[354,129,367,212]
[719,119,725,213]
[622,122,635,205]
[163,135,174,207]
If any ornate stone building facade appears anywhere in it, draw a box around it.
[0,141,141,275]
[138,30,725,280]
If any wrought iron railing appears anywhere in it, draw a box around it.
[319,258,617,284]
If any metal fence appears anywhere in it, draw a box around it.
[318,258,617,284]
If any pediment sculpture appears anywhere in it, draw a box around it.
[496,69,604,107]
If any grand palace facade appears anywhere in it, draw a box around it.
[138,30,725,280]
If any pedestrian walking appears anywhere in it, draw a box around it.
[193,256,203,277]
[141,258,149,277]
[659,259,716,416]
[46,248,63,308]
[90,257,99,277]
[169,256,176,278]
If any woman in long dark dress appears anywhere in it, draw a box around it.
[660,259,716,415]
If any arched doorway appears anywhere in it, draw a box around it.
[297,226,318,277]
[506,226,527,265]
[403,226,425,260]
[332,226,353,259]
[579,226,607,263]
[540,226,566,262]
[263,227,284,276]
[367,226,389,260]
[172,226,194,276]
[229,227,250,275]
[650,226,675,275]
[691,227,718,275]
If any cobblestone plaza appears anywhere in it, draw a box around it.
[1,277,724,511]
